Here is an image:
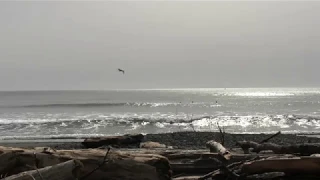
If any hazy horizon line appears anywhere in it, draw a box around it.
[1,86,320,92]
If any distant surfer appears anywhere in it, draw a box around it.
[118,68,125,74]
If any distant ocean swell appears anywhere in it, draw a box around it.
[3,102,222,108]
[1,114,320,140]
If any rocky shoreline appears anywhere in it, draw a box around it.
[145,131,320,149]
[2,131,320,150]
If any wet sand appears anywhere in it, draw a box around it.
[1,131,320,150]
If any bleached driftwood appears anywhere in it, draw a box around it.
[0,146,171,180]
[206,140,231,160]
[140,141,166,149]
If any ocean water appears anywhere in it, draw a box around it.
[1,88,320,140]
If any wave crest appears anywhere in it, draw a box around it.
[1,114,320,137]
[5,102,222,108]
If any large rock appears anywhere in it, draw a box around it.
[82,134,144,148]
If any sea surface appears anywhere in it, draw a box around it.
[1,88,320,140]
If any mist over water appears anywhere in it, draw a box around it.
[1,88,320,140]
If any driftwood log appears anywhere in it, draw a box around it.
[203,140,241,180]
[236,131,282,154]
[140,141,166,149]
[241,157,320,175]
[82,134,144,148]
[3,160,83,180]
[0,152,17,175]
[0,146,171,180]
[236,141,320,155]
[245,172,285,180]
[173,176,201,180]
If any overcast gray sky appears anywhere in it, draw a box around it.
[0,1,319,90]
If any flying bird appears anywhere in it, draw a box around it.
[118,68,125,74]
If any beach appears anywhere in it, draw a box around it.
[2,131,320,179]
[1,131,320,150]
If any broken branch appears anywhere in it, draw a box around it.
[259,131,281,144]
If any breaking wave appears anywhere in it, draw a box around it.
[1,114,320,140]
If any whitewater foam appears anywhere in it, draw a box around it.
[1,88,320,139]
[1,113,320,139]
